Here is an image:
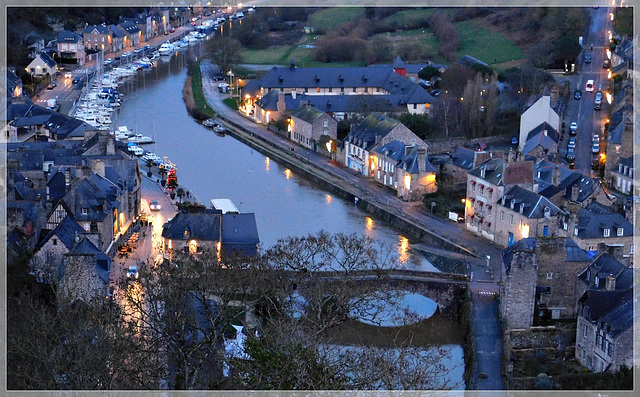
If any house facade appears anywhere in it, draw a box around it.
[57,30,85,65]
[610,156,634,195]
[289,106,338,153]
[26,52,57,77]
[343,113,427,177]
[83,25,113,53]
[117,21,141,48]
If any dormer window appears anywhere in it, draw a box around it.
[184,229,189,238]
[617,228,623,236]
[510,199,515,210]
[82,208,88,215]
[603,228,610,237]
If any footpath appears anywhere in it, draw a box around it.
[198,61,506,391]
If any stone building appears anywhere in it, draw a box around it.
[521,121,559,159]
[59,237,111,302]
[518,96,560,154]
[574,253,635,372]
[500,238,593,329]
[83,25,113,53]
[569,202,633,262]
[374,140,437,200]
[495,185,566,247]
[465,155,534,242]
[343,113,428,177]
[442,147,477,190]
[609,156,634,195]
[289,105,337,154]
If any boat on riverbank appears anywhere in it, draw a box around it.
[158,42,174,55]
[127,133,154,144]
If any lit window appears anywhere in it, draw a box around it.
[82,208,88,215]
[617,228,623,236]
[574,227,579,236]
[603,229,610,237]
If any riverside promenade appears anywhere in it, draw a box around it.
[198,61,506,391]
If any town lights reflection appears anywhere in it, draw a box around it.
[265,157,270,172]
[326,194,332,204]
[398,236,409,262]
[285,169,291,179]
[365,217,374,231]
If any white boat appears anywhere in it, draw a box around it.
[158,42,174,55]
[127,134,153,144]
[176,39,189,49]
[185,35,198,43]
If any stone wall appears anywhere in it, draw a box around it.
[507,326,573,350]
[59,253,108,302]
[426,135,509,154]
[501,250,537,330]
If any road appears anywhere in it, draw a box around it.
[564,7,614,175]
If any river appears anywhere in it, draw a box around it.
[111,42,441,272]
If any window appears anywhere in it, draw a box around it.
[328,87,332,93]
[376,87,380,92]
[596,332,601,345]
[471,183,475,192]
[603,228,610,237]
[322,119,328,127]
[82,208,88,215]
[582,349,586,359]
[584,326,588,338]
[617,228,623,236]
[184,230,189,238]
[413,104,417,109]
[510,215,514,226]
[574,227,579,236]
[563,222,568,230]
[353,87,357,92]
[364,87,368,92]
[83,223,90,232]
[53,238,57,246]
[317,87,320,93]
[543,225,549,236]
[608,342,613,356]
[304,88,308,93]
[546,272,553,279]
[501,211,504,222]
[340,87,344,93]
[323,130,327,135]
[630,244,634,254]
[586,270,591,281]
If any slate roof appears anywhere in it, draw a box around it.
[256,89,420,114]
[614,38,633,60]
[7,69,22,95]
[40,215,85,250]
[574,202,633,240]
[392,55,406,69]
[118,21,141,35]
[8,103,92,139]
[500,185,566,218]
[612,156,633,175]
[346,114,401,151]
[291,106,326,123]
[110,24,128,38]
[501,237,536,276]
[375,140,407,161]
[57,30,82,44]
[577,253,634,291]
[84,25,111,35]
[449,147,475,170]
[253,65,433,103]
[468,158,505,186]
[221,213,260,256]
[401,146,435,174]
[535,160,599,204]
[458,54,488,67]
[375,140,435,174]
[68,237,110,283]
[162,210,221,241]
[65,178,114,223]
[566,238,594,262]
[598,290,635,337]
[522,122,558,155]
[608,116,631,145]
[38,52,57,68]
[579,288,633,324]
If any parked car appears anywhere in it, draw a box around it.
[603,59,610,68]
[584,53,592,63]
[164,31,169,35]
[570,122,578,134]
[430,89,441,96]
[592,134,600,144]
[47,81,57,89]
[72,77,80,84]
[568,137,576,149]
[574,90,582,100]
[511,136,518,145]
[170,28,175,33]
[127,265,139,280]
[149,200,161,211]
[567,147,575,161]
[594,91,603,110]
[134,48,143,54]
[64,72,72,78]
[592,143,600,153]
[122,51,132,57]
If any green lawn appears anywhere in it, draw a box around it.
[308,7,365,30]
[371,28,439,57]
[614,7,633,37]
[223,97,238,110]
[191,61,216,118]
[241,46,293,64]
[455,20,525,65]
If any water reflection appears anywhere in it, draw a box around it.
[325,194,332,205]
[398,236,410,263]
[365,217,374,231]
[265,157,270,172]
[285,169,292,179]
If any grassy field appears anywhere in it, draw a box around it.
[223,97,238,110]
[241,43,364,68]
[455,20,525,66]
[371,28,439,58]
[614,7,633,37]
[308,7,365,30]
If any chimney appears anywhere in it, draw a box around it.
[552,166,561,186]
[605,274,616,291]
[571,184,580,201]
[91,159,106,178]
[277,91,286,113]
[417,148,427,173]
[290,59,295,69]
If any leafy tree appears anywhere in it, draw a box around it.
[394,113,432,140]
[145,159,155,176]
[205,36,243,76]
[550,36,582,67]
[176,188,185,204]
[418,65,442,81]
